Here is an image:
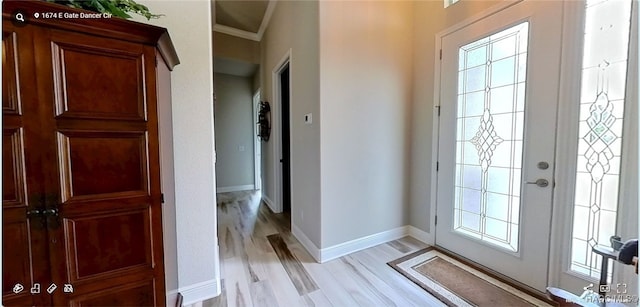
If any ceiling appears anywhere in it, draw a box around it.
[214,0,274,42]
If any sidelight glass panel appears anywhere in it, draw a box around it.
[569,0,631,281]
[453,22,529,252]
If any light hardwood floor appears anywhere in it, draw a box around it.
[186,191,445,307]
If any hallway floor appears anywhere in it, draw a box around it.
[186,190,444,307]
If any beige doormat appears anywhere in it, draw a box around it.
[388,247,554,307]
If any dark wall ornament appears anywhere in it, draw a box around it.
[257,101,271,142]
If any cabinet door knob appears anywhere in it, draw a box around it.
[26,209,42,218]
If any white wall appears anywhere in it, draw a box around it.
[214,73,255,190]
[319,0,414,247]
[261,0,322,247]
[133,1,220,304]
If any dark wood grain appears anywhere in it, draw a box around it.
[2,22,53,307]
[2,31,20,114]
[2,4,174,305]
[267,234,319,296]
[50,33,147,120]
[65,209,152,280]
[59,132,148,199]
[2,128,24,206]
[68,280,155,307]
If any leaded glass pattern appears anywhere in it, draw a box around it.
[453,22,528,252]
[570,0,632,280]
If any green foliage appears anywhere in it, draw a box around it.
[47,0,163,20]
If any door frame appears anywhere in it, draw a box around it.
[431,0,638,292]
[253,89,262,191]
[271,49,292,213]
[549,0,639,292]
[431,0,569,291]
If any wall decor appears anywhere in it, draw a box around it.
[257,101,271,141]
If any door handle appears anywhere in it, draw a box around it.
[26,194,60,228]
[526,179,549,187]
[26,209,42,218]
[42,208,59,217]
[43,207,61,229]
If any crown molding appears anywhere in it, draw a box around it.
[213,0,276,42]
[256,0,276,41]
[213,24,260,41]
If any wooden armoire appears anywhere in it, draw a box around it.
[2,1,179,306]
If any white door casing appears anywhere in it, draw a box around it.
[253,90,262,191]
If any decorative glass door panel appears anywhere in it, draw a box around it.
[436,0,563,291]
[570,0,632,281]
[454,23,528,252]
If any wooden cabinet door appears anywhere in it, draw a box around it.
[32,28,166,306]
[2,24,53,307]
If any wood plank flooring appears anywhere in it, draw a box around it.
[186,191,445,307]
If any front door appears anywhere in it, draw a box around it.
[435,1,563,292]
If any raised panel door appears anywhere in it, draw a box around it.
[31,28,166,306]
[2,24,53,307]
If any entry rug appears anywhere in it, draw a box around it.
[387,247,553,307]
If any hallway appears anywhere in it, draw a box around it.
[187,191,443,307]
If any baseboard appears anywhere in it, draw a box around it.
[262,195,276,212]
[179,279,220,306]
[292,224,434,264]
[319,226,410,263]
[166,289,179,307]
[407,225,434,245]
[216,184,254,193]
[291,223,321,262]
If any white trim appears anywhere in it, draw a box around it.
[319,226,409,263]
[262,195,276,213]
[253,90,262,191]
[408,225,434,245]
[430,31,442,245]
[548,0,585,289]
[271,49,292,214]
[179,279,220,306]
[213,24,260,41]
[291,224,434,264]
[291,223,321,262]
[165,289,178,307]
[434,0,522,38]
[256,0,277,41]
[216,185,255,193]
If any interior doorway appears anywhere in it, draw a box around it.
[271,50,292,218]
[279,65,291,213]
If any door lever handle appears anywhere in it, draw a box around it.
[526,179,549,187]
